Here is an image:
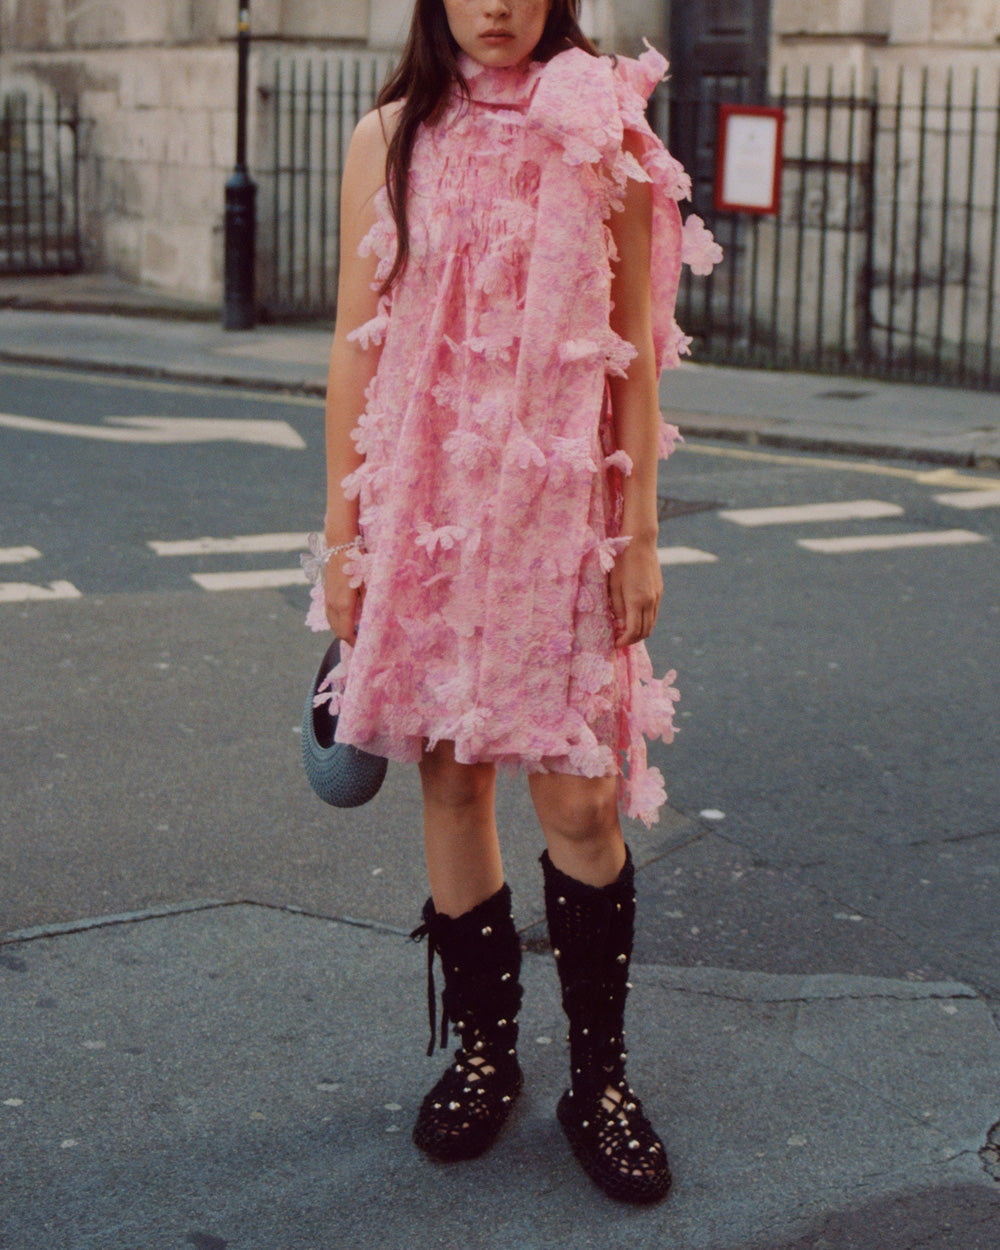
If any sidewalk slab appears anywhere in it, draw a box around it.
[0,273,218,320]
[4,305,1000,465]
[660,362,1000,467]
[1,905,997,1250]
[0,309,333,396]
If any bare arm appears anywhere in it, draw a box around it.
[323,106,396,642]
[606,131,663,647]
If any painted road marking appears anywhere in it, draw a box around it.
[0,580,82,602]
[720,500,903,527]
[657,546,718,565]
[798,530,987,555]
[0,546,41,564]
[934,488,1000,510]
[190,569,308,591]
[150,532,308,557]
[0,412,305,449]
[677,441,1000,491]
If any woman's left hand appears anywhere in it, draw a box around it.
[609,535,662,647]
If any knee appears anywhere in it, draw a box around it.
[419,742,495,810]
[534,774,620,849]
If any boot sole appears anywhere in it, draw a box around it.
[557,1090,672,1205]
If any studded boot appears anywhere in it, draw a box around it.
[541,847,671,1204]
[409,883,523,1161]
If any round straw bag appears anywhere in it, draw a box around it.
[301,639,387,807]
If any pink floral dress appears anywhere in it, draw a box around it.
[308,43,721,826]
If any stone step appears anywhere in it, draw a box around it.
[0,255,82,274]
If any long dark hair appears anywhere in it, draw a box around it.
[375,0,599,293]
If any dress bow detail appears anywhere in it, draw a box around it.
[526,48,624,166]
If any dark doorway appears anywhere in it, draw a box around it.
[660,1,772,344]
[668,0,771,184]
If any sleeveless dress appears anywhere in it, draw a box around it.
[308,43,721,826]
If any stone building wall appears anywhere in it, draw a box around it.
[2,0,997,302]
[0,0,400,297]
[772,0,1000,78]
[1,2,239,296]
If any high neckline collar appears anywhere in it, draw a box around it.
[456,51,545,106]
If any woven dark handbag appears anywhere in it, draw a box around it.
[301,639,387,806]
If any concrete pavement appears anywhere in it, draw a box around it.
[2,903,998,1249]
[2,282,999,1247]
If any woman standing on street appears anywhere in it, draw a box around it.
[307,0,719,1204]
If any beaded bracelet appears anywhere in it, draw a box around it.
[300,532,365,585]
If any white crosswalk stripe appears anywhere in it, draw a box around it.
[0,580,82,602]
[658,546,718,565]
[149,532,308,557]
[933,489,1000,510]
[1,545,81,602]
[798,530,987,554]
[720,500,904,527]
[6,498,989,609]
[190,569,308,591]
[148,531,311,591]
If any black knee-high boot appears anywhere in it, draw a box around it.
[541,848,671,1204]
[409,883,523,1161]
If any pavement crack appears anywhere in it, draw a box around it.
[634,825,715,867]
[787,1039,952,1135]
[980,1119,1000,1182]
[1,898,232,944]
[909,826,1000,848]
[650,981,977,1007]
[0,898,411,946]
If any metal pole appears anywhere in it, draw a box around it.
[223,0,256,330]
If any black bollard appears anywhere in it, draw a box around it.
[224,169,256,330]
[223,1,256,330]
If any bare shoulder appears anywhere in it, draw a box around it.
[347,102,403,173]
[341,102,402,221]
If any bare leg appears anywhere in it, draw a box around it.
[528,771,625,886]
[418,739,503,917]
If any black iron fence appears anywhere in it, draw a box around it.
[0,88,82,274]
[257,51,395,318]
[261,54,1000,390]
[652,65,1000,390]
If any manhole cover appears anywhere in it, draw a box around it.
[815,389,873,401]
[657,496,724,520]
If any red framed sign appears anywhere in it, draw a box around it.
[715,104,785,215]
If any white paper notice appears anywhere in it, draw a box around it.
[721,113,781,210]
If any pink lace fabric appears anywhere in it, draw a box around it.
[309,43,720,826]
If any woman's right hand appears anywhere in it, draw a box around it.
[324,556,363,645]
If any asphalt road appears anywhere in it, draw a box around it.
[2,361,998,1017]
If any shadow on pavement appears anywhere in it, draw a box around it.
[745,1182,999,1250]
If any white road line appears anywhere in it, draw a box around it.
[0,412,306,449]
[191,568,309,591]
[0,546,41,564]
[0,580,82,602]
[798,530,987,555]
[720,500,904,527]
[934,488,1000,510]
[150,532,308,557]
[657,546,718,565]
